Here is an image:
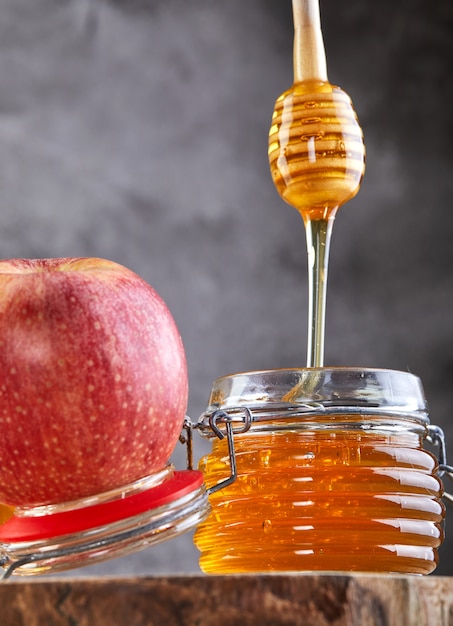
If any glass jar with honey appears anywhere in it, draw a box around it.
[194,367,447,575]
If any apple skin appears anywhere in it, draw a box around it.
[0,257,188,507]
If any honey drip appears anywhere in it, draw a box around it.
[268,0,365,367]
[195,425,444,574]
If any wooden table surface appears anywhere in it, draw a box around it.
[0,574,451,626]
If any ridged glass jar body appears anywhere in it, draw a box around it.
[194,368,445,575]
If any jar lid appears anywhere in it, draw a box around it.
[0,469,210,577]
[198,367,430,432]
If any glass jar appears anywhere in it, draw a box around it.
[194,368,446,575]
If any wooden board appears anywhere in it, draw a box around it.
[0,574,452,625]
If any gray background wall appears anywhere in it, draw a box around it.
[0,0,452,576]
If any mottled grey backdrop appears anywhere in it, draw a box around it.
[0,0,452,576]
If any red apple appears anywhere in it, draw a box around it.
[0,257,188,507]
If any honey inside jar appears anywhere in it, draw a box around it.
[194,368,446,575]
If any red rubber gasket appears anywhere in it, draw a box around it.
[0,470,204,542]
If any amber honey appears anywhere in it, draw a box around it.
[194,368,446,575]
[0,505,14,525]
[268,81,365,222]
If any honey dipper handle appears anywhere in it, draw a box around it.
[292,0,328,83]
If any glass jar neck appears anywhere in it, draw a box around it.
[198,367,430,438]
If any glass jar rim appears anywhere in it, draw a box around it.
[198,367,429,432]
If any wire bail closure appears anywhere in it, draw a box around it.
[181,408,252,495]
[427,425,453,502]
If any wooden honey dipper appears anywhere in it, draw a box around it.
[268,0,366,369]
